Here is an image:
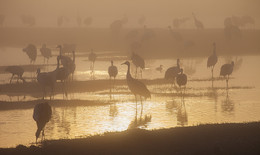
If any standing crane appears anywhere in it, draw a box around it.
[33,102,52,143]
[220,61,234,89]
[207,42,218,86]
[122,61,150,110]
[108,60,118,96]
[5,66,26,83]
[192,12,204,29]
[89,49,97,79]
[57,45,76,80]
[165,59,181,87]
[40,44,52,64]
[108,60,118,80]
[36,57,59,99]
[131,52,145,78]
[176,68,187,96]
[23,44,37,64]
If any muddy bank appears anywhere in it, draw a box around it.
[0,77,244,94]
[0,99,112,111]
[1,122,260,154]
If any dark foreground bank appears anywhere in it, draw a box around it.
[1,122,260,154]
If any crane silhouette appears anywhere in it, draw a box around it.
[89,49,97,79]
[108,60,118,80]
[176,68,187,96]
[156,65,163,73]
[33,102,52,143]
[5,66,26,83]
[122,61,150,110]
[192,13,204,29]
[36,57,59,99]
[23,44,37,64]
[40,44,52,64]
[57,45,76,80]
[207,42,218,86]
[131,52,145,78]
[165,59,181,87]
[220,61,234,89]
[108,60,118,96]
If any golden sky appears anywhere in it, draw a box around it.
[0,0,259,28]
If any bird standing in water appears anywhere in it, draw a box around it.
[207,42,218,86]
[122,61,150,110]
[89,49,97,79]
[156,65,163,73]
[165,59,181,87]
[23,44,37,64]
[108,60,118,89]
[220,61,234,89]
[33,102,52,143]
[5,66,26,83]
[176,68,187,96]
[131,52,145,78]
[40,44,52,64]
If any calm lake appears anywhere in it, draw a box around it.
[0,47,260,147]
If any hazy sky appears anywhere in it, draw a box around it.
[0,0,259,28]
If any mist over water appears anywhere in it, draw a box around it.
[0,0,260,150]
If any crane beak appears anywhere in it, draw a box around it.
[121,62,126,65]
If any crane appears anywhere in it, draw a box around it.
[122,61,150,110]
[33,102,52,143]
[220,61,234,89]
[5,66,26,83]
[165,59,181,87]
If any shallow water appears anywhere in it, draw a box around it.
[0,47,260,147]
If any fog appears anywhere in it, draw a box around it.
[1,0,260,28]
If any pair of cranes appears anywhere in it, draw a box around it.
[207,42,235,88]
[36,45,76,99]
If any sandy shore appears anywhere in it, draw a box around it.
[0,122,260,154]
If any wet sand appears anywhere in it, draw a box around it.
[0,122,260,154]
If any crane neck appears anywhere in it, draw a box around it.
[213,46,216,55]
[72,51,75,63]
[126,64,132,79]
[56,58,60,69]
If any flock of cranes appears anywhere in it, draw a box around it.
[3,42,235,142]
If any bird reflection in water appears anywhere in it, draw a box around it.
[128,107,152,129]
[89,49,97,80]
[177,97,188,126]
[221,90,234,113]
[109,104,118,117]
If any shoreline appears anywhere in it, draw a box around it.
[1,122,260,154]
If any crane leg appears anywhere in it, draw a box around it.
[135,67,137,78]
[42,87,46,100]
[109,78,112,100]
[10,74,14,84]
[140,96,143,116]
